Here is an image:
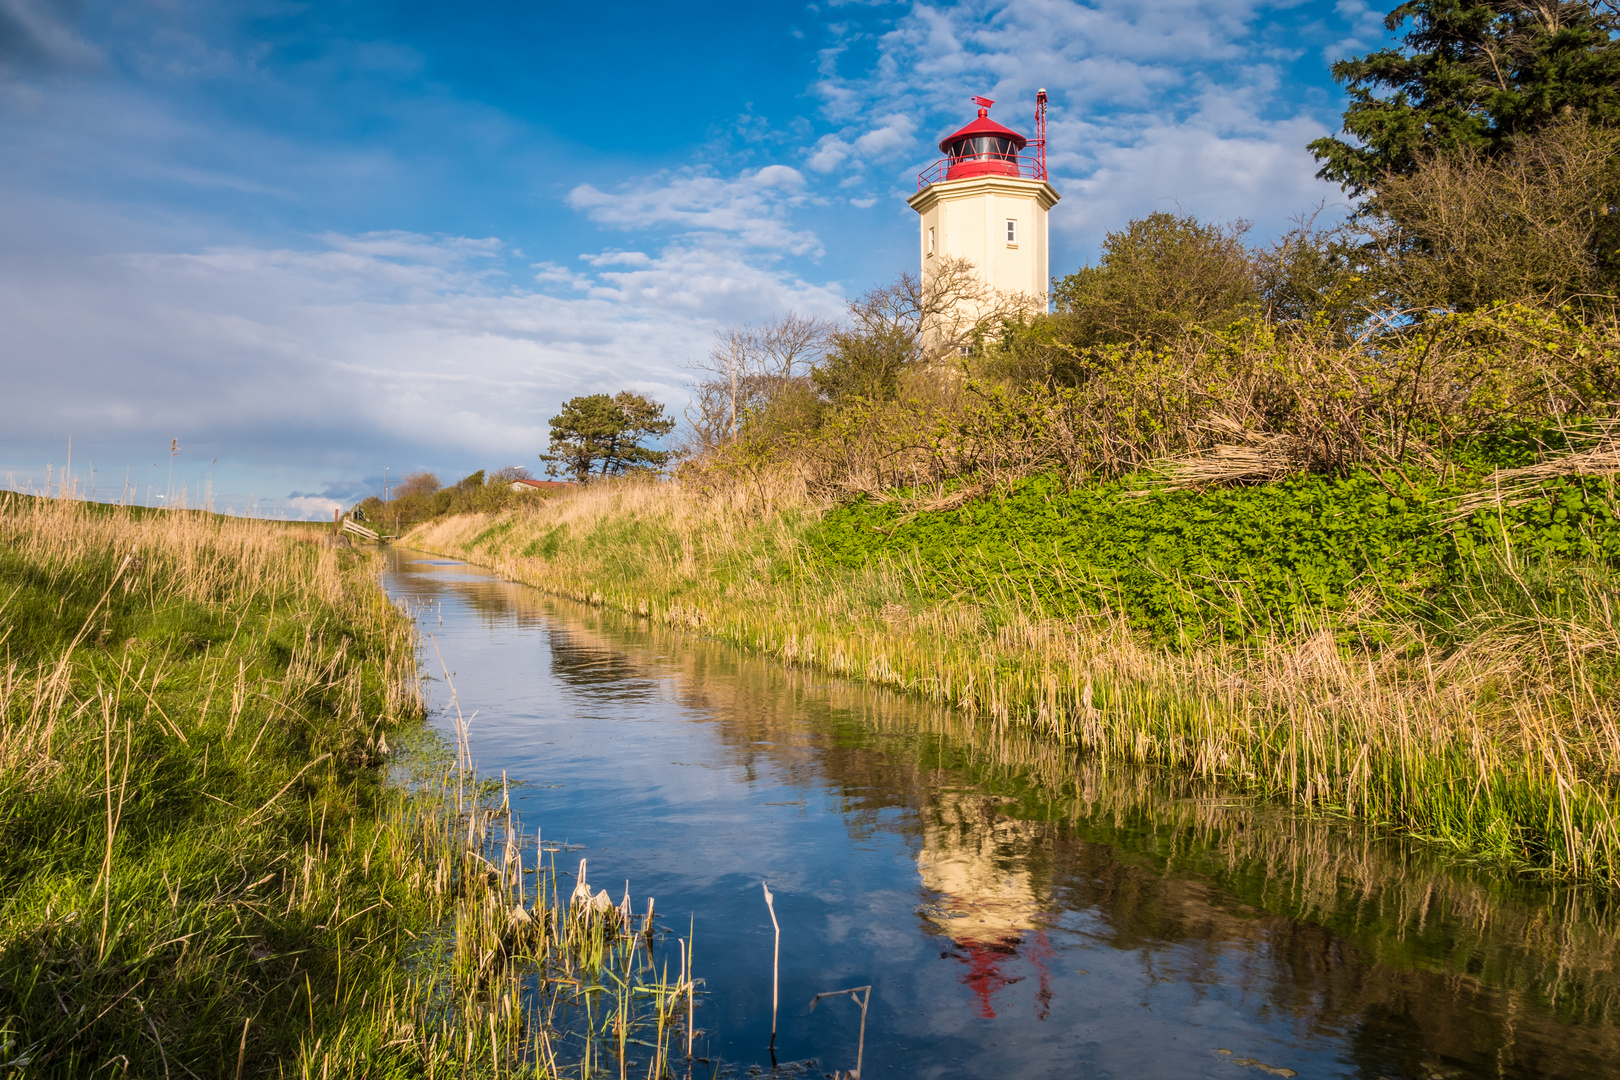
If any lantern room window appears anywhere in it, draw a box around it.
[947,135,1018,163]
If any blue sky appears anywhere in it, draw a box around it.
[0,0,1391,517]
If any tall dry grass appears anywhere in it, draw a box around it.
[408,476,1620,884]
[0,495,698,1077]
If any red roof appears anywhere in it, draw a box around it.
[937,106,1028,154]
[512,478,572,490]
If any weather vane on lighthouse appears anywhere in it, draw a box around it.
[907,91,1059,304]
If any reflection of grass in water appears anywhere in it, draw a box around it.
[407,480,1620,887]
[517,594,1620,1067]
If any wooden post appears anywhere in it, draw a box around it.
[332,508,341,537]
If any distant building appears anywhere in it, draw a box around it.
[511,478,573,493]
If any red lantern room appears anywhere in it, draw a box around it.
[940,97,1026,179]
[918,93,1049,189]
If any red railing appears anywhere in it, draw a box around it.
[917,153,1046,190]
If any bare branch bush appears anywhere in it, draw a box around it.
[781,305,1620,504]
[1366,116,1620,311]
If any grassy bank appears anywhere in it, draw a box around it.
[405,473,1620,886]
[0,496,695,1077]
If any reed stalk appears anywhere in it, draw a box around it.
[762,881,779,1049]
[0,493,697,1077]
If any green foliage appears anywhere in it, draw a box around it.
[1050,212,1257,352]
[357,469,523,530]
[809,468,1620,644]
[542,392,674,482]
[988,211,1369,391]
[393,470,441,499]
[1311,0,1620,194]
[812,321,915,403]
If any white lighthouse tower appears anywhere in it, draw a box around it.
[907,93,1060,306]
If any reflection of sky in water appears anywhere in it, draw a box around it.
[386,551,1620,1080]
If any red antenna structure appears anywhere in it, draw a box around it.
[1034,88,1048,181]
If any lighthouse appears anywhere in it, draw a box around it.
[907,93,1060,306]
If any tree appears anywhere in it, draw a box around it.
[393,471,441,498]
[541,392,675,482]
[1051,213,1258,349]
[490,465,535,483]
[685,312,830,451]
[811,257,1027,404]
[1252,211,1373,331]
[1310,0,1620,195]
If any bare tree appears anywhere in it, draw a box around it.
[917,255,1037,360]
[683,312,832,450]
[813,257,1035,402]
[1366,116,1620,311]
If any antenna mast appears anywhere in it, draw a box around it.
[1034,88,1048,180]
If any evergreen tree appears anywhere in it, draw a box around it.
[1311,0,1620,194]
[541,392,674,482]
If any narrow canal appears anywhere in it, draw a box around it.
[386,551,1620,1080]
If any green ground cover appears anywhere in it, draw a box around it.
[811,468,1620,643]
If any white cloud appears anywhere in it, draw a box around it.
[806,135,852,172]
[852,114,918,157]
[568,165,822,255]
[286,495,344,519]
[0,210,845,517]
[804,0,1347,250]
[1323,0,1387,63]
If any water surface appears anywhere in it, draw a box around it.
[385,552,1620,1079]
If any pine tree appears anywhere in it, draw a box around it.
[541,392,674,482]
[1311,0,1620,194]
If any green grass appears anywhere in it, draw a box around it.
[0,495,441,1076]
[0,494,704,1078]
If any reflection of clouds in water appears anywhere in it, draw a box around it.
[916,793,1053,1019]
[862,927,918,953]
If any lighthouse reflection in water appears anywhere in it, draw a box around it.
[916,793,1054,1020]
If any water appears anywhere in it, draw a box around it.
[385,551,1620,1079]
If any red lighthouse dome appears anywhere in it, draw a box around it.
[938,97,1027,180]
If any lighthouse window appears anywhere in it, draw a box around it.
[927,226,935,255]
[1006,219,1017,244]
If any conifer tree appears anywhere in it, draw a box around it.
[1311,0,1620,194]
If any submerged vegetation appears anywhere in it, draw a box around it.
[0,496,699,1077]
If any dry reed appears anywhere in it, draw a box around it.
[0,494,699,1077]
